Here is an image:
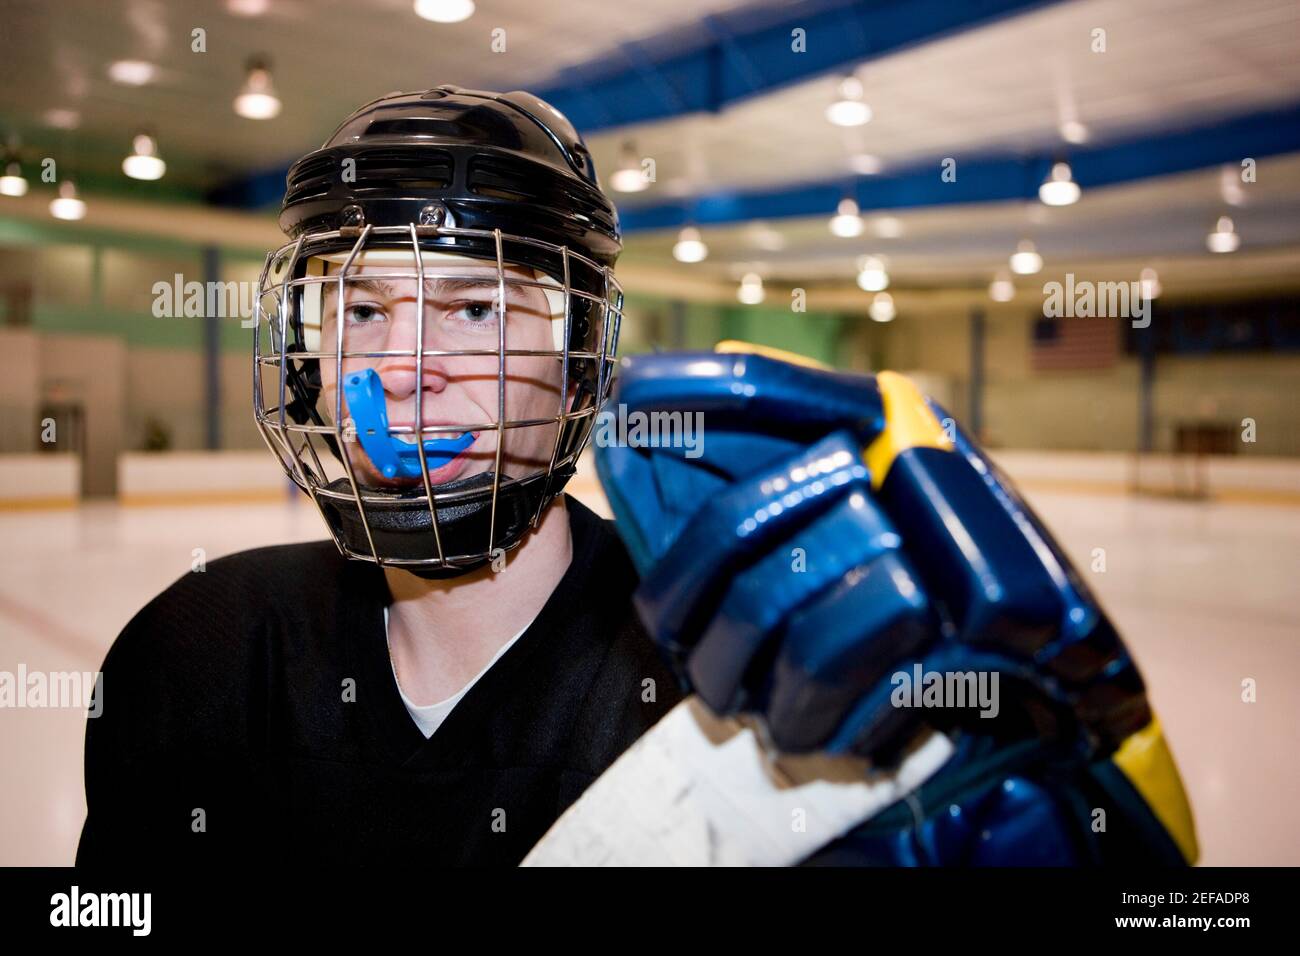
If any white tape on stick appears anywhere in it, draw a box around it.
[522,696,954,867]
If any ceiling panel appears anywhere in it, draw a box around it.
[593,0,1300,202]
[617,153,1300,291]
[0,0,762,183]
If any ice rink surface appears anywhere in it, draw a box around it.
[1,484,1296,865]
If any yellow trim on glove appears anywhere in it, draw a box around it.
[708,352,953,492]
[864,371,952,489]
[714,340,832,371]
[1114,717,1200,864]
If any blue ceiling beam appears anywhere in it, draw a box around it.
[698,14,768,98]
[535,0,1064,133]
[615,38,692,118]
[208,0,1063,209]
[618,103,1300,232]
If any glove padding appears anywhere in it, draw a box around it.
[595,349,1150,766]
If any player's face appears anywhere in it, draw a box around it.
[317,259,566,489]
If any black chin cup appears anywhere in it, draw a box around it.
[316,467,573,578]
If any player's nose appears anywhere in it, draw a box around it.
[374,311,450,399]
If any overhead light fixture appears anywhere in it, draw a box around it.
[1059,120,1089,144]
[122,132,166,180]
[868,292,895,323]
[1206,216,1239,253]
[226,0,270,15]
[108,60,157,86]
[234,56,281,119]
[1039,160,1081,206]
[737,272,765,305]
[672,226,708,263]
[748,221,786,251]
[1009,239,1042,275]
[610,142,649,193]
[826,75,872,127]
[1219,166,1245,207]
[0,160,28,197]
[829,197,864,238]
[49,180,86,221]
[872,215,903,238]
[1139,267,1161,299]
[849,153,882,175]
[856,256,889,292]
[414,0,476,23]
[43,108,81,130]
[989,272,1015,302]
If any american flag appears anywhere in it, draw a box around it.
[1030,316,1120,371]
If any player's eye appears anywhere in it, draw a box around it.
[450,299,500,328]
[345,303,387,325]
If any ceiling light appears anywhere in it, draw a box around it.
[849,153,882,175]
[1039,161,1080,206]
[1139,267,1161,299]
[1009,239,1042,275]
[1059,120,1089,144]
[0,160,28,197]
[826,75,872,127]
[226,0,270,15]
[108,60,157,86]
[610,142,649,193]
[122,132,166,180]
[872,215,903,238]
[829,197,864,238]
[672,226,707,263]
[414,0,476,23]
[737,272,764,305]
[43,109,81,130]
[989,272,1015,302]
[748,221,786,251]
[856,256,889,292]
[234,57,281,119]
[1219,166,1245,207]
[869,292,895,323]
[1206,216,1239,254]
[50,180,86,220]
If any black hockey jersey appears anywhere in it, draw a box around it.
[76,496,684,867]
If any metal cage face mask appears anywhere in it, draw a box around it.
[253,218,623,576]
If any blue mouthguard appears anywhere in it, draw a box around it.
[342,368,475,479]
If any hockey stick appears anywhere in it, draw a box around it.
[522,697,953,866]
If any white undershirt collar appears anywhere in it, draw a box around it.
[384,606,534,738]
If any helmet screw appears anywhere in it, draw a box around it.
[418,203,448,227]
[340,204,365,228]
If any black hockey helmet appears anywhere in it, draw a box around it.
[254,86,625,576]
[278,85,620,267]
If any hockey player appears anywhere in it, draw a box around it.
[78,86,1196,867]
